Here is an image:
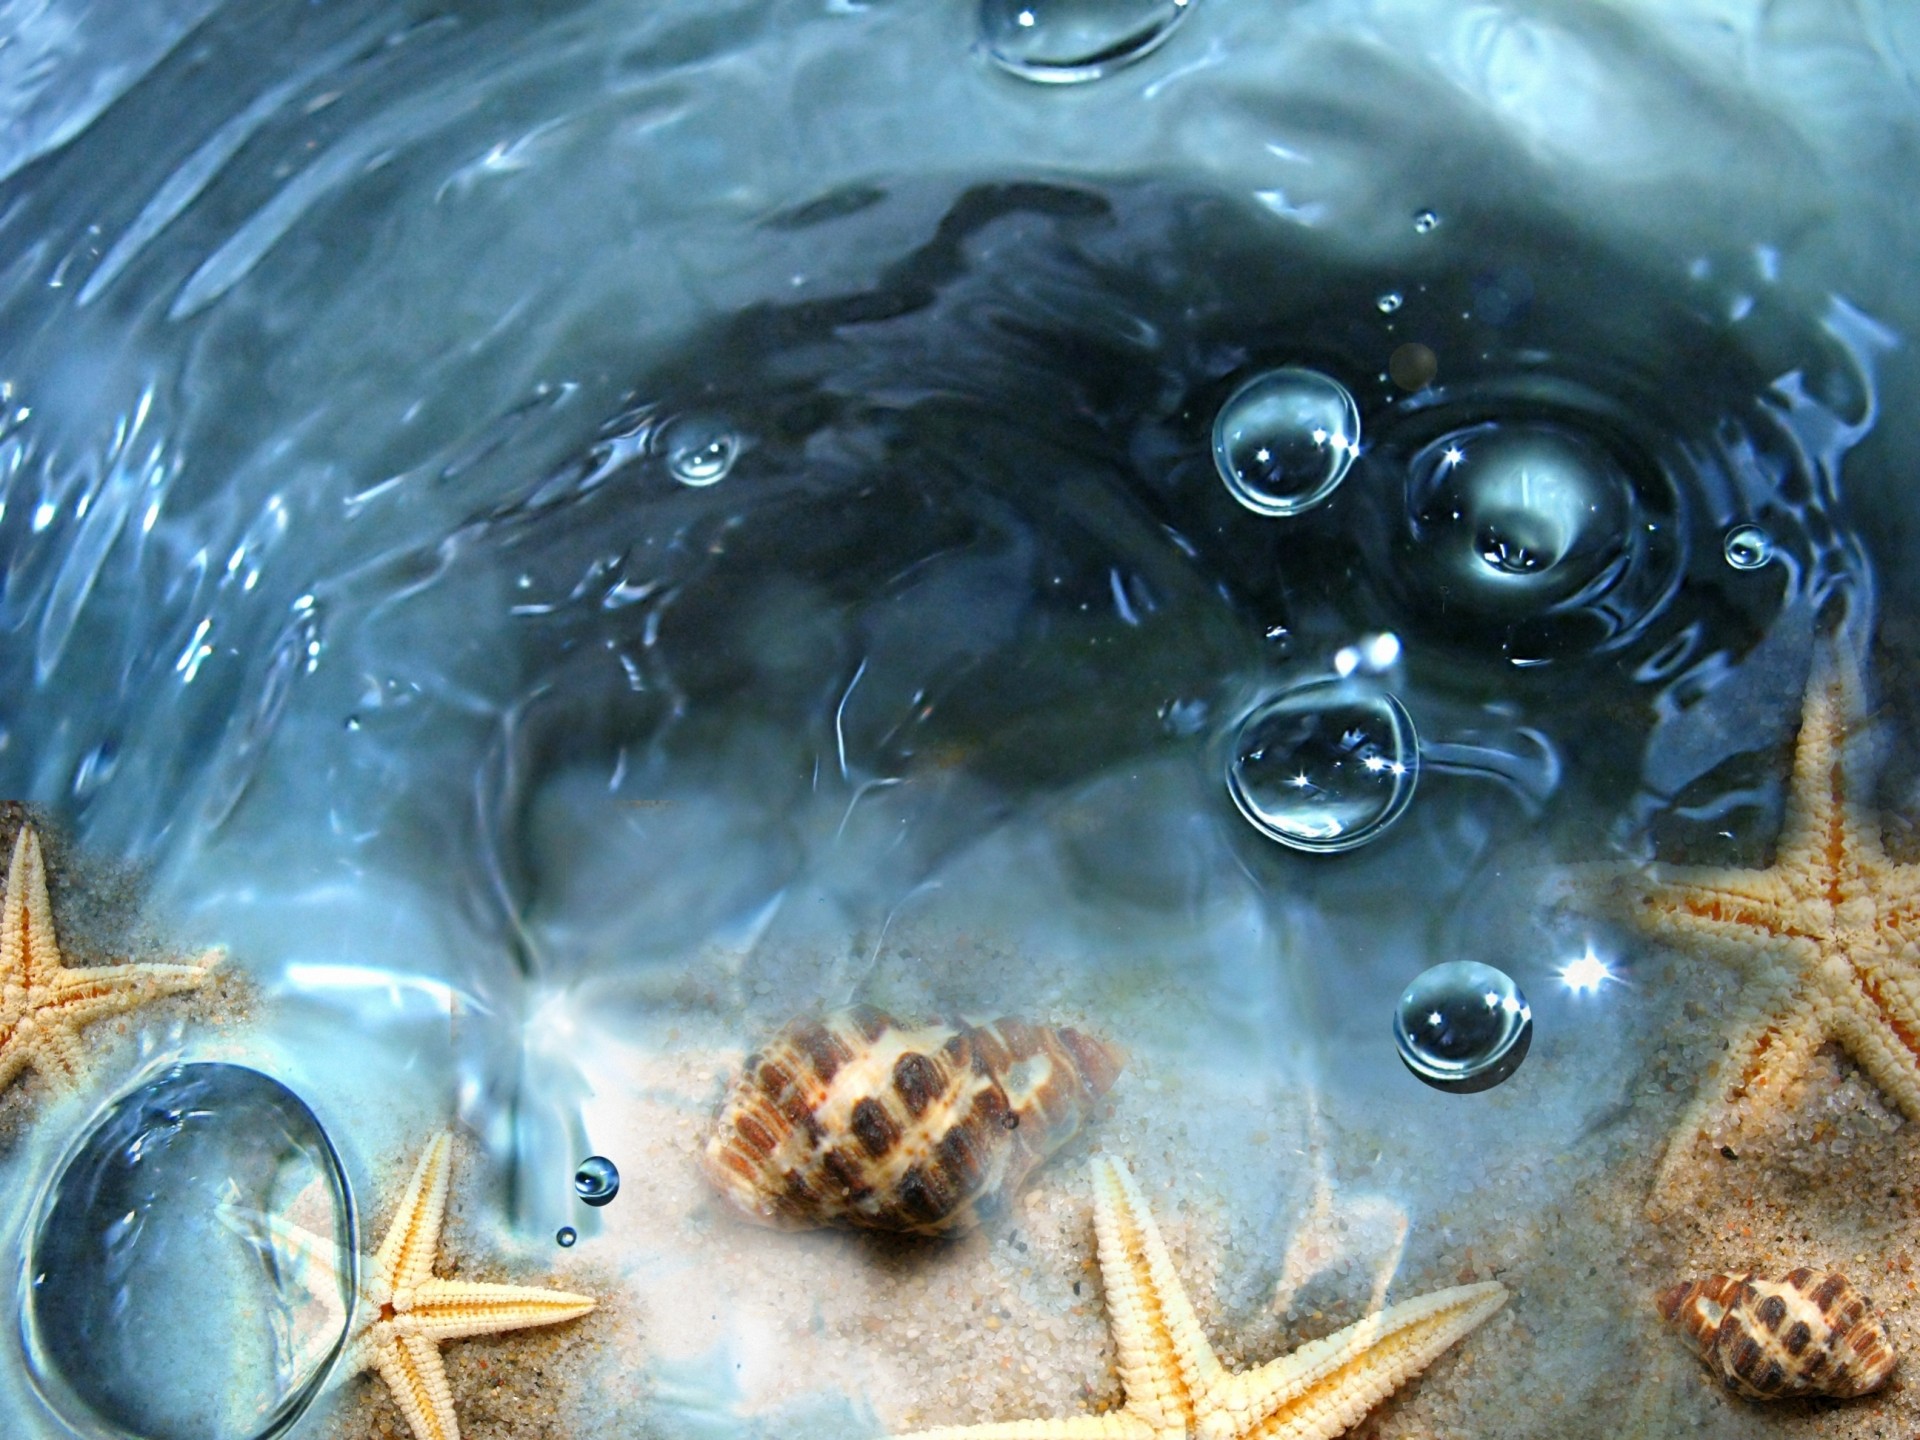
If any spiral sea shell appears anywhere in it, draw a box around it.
[1657,1268,1896,1400]
[701,1006,1124,1236]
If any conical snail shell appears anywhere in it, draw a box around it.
[1657,1268,1896,1400]
[701,1006,1124,1236]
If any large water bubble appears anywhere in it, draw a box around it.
[1212,367,1361,517]
[23,1064,354,1440]
[1393,961,1533,1093]
[1399,419,1681,662]
[1226,680,1419,853]
[980,0,1195,85]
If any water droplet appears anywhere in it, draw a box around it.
[657,414,737,486]
[1226,681,1419,853]
[573,1155,620,1207]
[1393,961,1533,1093]
[556,1226,578,1248]
[24,1064,353,1440]
[1211,368,1361,517]
[1388,343,1438,392]
[1407,425,1631,610]
[1723,523,1774,570]
[1413,209,1440,234]
[1376,292,1403,314]
[979,0,1195,84]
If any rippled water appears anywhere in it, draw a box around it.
[3,3,1919,1438]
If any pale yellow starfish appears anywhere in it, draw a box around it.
[1,822,215,1096]
[338,1130,598,1440]
[889,1156,1506,1440]
[1614,645,1920,1193]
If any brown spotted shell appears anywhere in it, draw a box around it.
[1657,1268,1896,1400]
[701,1006,1123,1236]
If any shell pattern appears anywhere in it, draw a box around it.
[701,1006,1124,1236]
[1657,1268,1897,1400]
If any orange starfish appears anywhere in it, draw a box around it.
[1620,645,1920,1193]
[1,822,216,1097]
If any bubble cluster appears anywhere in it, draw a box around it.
[979,0,1195,84]
[1226,680,1419,853]
[1211,367,1361,517]
[1393,961,1533,1093]
[24,1064,353,1440]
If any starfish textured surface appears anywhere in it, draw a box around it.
[1622,647,1920,1192]
[345,1131,597,1440]
[0,823,215,1096]
[889,1156,1506,1440]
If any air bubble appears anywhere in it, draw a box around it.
[1377,292,1403,314]
[1226,681,1419,853]
[1397,418,1681,659]
[23,1064,353,1440]
[1393,961,1532,1093]
[556,1226,578,1248]
[1211,367,1361,517]
[980,0,1195,85]
[573,1155,620,1207]
[1413,210,1440,234]
[657,414,738,486]
[1723,524,1774,570]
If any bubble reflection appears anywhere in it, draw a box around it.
[1226,681,1419,853]
[1399,418,1681,662]
[980,0,1195,85]
[1393,961,1532,1093]
[24,1064,354,1440]
[1211,368,1360,517]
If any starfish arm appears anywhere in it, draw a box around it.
[886,1416,1155,1440]
[369,1332,461,1440]
[1626,868,1805,951]
[1651,978,1825,1198]
[37,956,213,1028]
[1831,963,1920,1121]
[2,826,61,992]
[1091,1156,1224,1431]
[1199,1282,1506,1440]
[0,1043,28,1092]
[1774,648,1890,885]
[376,1132,455,1294]
[404,1277,596,1342]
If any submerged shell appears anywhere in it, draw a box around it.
[1657,1268,1896,1400]
[701,1006,1124,1236]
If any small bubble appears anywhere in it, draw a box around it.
[1393,961,1532,1093]
[1413,210,1440,234]
[1211,367,1361,517]
[1388,343,1438,392]
[1723,523,1774,570]
[1376,292,1403,313]
[573,1155,620,1207]
[556,1226,578,1248]
[657,414,738,486]
[1226,681,1419,854]
[979,0,1195,84]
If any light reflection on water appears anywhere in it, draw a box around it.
[2,2,1918,1438]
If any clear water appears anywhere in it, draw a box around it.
[2,2,1918,1438]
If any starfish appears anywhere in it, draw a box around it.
[335,1130,598,1440]
[1,822,216,1096]
[888,1156,1506,1440]
[1614,645,1920,1194]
